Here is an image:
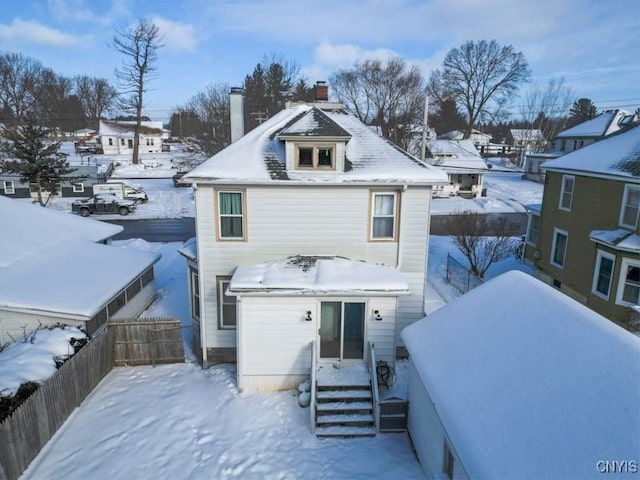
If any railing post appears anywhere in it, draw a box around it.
[368,341,380,433]
[310,340,317,434]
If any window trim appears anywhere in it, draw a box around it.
[591,250,616,300]
[369,191,399,242]
[616,257,640,307]
[550,228,568,269]
[217,276,237,329]
[215,189,247,241]
[3,181,15,195]
[189,267,200,320]
[526,211,540,246]
[558,175,574,211]
[72,182,84,193]
[294,143,336,171]
[619,184,640,230]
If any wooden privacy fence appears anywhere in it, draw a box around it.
[0,317,183,480]
[111,317,184,366]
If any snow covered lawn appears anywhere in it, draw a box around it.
[23,363,423,480]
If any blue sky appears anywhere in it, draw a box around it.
[1,0,638,122]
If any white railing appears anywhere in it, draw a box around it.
[310,340,317,433]
[368,341,380,432]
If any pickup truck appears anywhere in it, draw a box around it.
[92,182,148,204]
[72,193,136,217]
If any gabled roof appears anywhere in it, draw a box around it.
[277,108,351,138]
[425,139,488,172]
[401,271,640,479]
[183,104,448,185]
[510,128,544,141]
[556,109,631,139]
[542,125,640,179]
[0,196,159,317]
[229,255,410,295]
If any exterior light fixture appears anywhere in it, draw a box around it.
[374,310,383,321]
[305,311,312,321]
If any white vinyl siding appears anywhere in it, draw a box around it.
[551,228,568,268]
[619,185,640,230]
[616,258,640,306]
[559,175,574,211]
[194,184,431,350]
[592,250,615,299]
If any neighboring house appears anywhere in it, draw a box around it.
[425,139,488,198]
[509,128,546,152]
[180,90,447,394]
[402,271,640,480]
[0,165,105,199]
[524,125,640,327]
[96,120,164,155]
[524,109,637,182]
[0,196,160,344]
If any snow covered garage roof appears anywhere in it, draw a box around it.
[401,271,640,479]
[183,104,448,185]
[229,255,409,295]
[543,124,640,179]
[426,139,488,172]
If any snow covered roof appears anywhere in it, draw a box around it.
[183,104,448,185]
[229,255,410,295]
[426,139,488,172]
[98,120,163,137]
[178,237,197,261]
[401,271,640,479]
[0,240,159,317]
[590,228,640,252]
[0,196,122,266]
[542,125,640,178]
[510,128,544,141]
[556,109,631,139]
[0,197,159,317]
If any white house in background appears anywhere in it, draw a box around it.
[180,88,448,394]
[425,139,488,198]
[401,271,640,479]
[524,109,637,182]
[0,196,160,344]
[96,120,164,155]
[509,128,546,151]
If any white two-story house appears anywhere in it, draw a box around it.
[181,91,447,394]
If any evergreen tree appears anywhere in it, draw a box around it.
[0,112,76,206]
[567,98,596,127]
[430,97,466,135]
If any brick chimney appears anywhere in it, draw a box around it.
[229,87,244,143]
[314,81,328,102]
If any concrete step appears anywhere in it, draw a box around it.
[316,400,373,412]
[316,425,376,438]
[316,389,372,401]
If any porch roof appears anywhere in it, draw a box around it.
[590,228,640,253]
[228,255,410,296]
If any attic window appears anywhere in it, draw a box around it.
[295,144,335,170]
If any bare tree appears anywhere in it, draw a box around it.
[520,78,575,151]
[0,112,76,206]
[0,53,44,130]
[428,40,531,139]
[330,57,425,150]
[74,76,118,130]
[449,211,521,278]
[112,20,163,164]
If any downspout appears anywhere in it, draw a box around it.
[396,184,408,268]
[193,182,207,367]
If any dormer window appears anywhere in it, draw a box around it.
[295,144,335,170]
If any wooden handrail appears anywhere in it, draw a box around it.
[368,341,380,432]
[310,340,317,433]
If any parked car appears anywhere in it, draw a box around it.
[72,193,136,217]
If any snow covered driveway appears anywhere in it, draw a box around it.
[23,363,424,480]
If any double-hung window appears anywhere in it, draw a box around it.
[3,181,15,195]
[370,192,397,240]
[526,212,540,246]
[617,258,640,306]
[619,185,640,229]
[190,267,200,320]
[592,250,615,299]
[217,277,237,329]
[559,175,574,211]
[551,228,568,268]
[217,191,245,240]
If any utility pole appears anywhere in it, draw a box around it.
[421,96,429,161]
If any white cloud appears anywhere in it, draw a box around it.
[46,0,129,26]
[0,18,90,47]
[151,16,197,53]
